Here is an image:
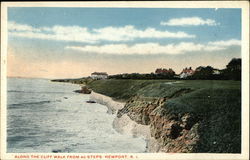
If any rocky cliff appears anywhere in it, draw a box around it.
[89,91,160,152]
[117,96,199,153]
[90,91,200,153]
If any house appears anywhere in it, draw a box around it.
[179,67,194,79]
[91,72,108,79]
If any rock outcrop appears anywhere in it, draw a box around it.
[117,95,200,153]
[90,91,200,153]
[89,91,160,152]
[117,96,167,125]
[74,86,92,94]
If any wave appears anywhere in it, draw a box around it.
[8,100,52,109]
[8,90,26,93]
[52,147,72,153]
[8,90,71,94]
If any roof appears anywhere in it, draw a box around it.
[181,68,194,74]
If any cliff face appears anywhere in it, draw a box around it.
[89,91,161,152]
[117,96,199,153]
[90,91,200,153]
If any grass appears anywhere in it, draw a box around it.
[86,79,241,153]
[165,87,241,153]
[87,79,240,100]
[87,79,175,101]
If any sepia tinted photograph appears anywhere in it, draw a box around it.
[1,1,249,160]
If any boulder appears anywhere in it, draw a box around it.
[74,86,92,94]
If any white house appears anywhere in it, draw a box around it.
[179,67,194,79]
[91,72,108,79]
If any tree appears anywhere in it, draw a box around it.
[223,58,241,80]
[191,66,215,80]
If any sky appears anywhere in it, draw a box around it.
[7,7,241,79]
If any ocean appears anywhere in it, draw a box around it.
[7,78,146,153]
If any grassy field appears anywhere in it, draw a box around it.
[87,79,241,153]
[87,79,240,100]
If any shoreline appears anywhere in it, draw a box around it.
[89,91,125,114]
[89,91,160,152]
[65,79,242,153]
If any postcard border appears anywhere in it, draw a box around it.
[1,1,249,160]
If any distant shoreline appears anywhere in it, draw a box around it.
[7,76,52,80]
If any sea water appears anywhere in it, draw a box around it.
[7,78,146,153]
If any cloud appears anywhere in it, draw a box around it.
[160,17,218,26]
[208,39,241,46]
[8,21,41,32]
[65,43,204,55]
[65,39,240,55]
[8,21,195,43]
